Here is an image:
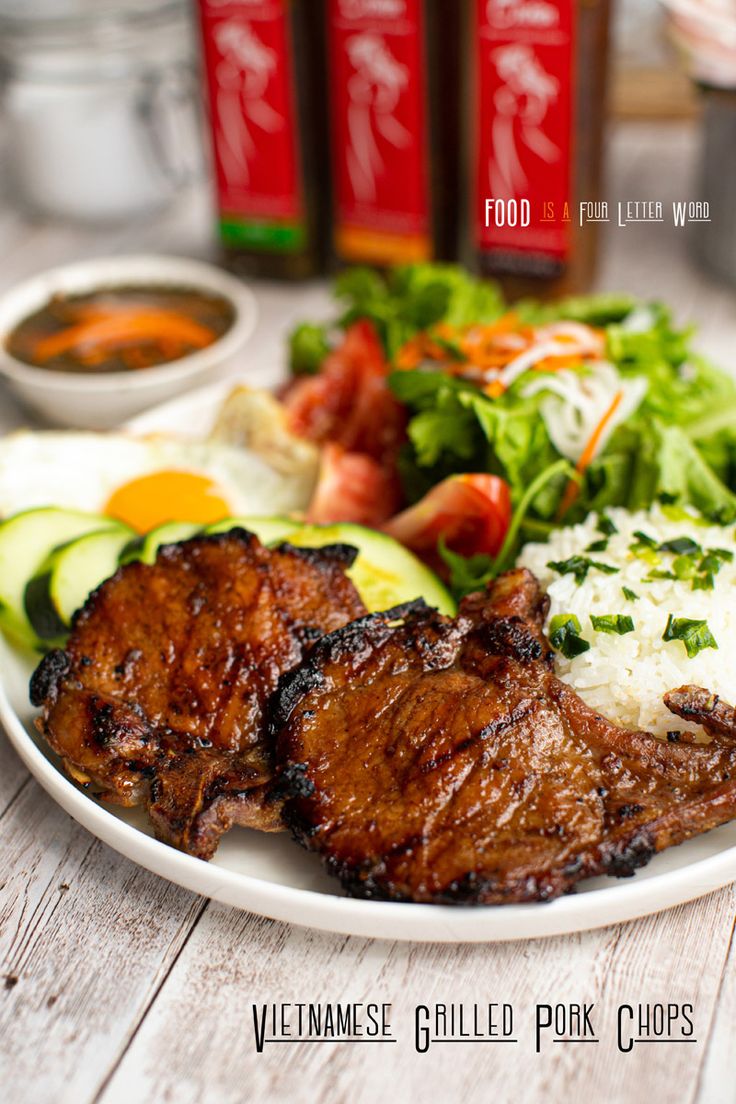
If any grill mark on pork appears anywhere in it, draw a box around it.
[31,530,366,859]
[272,567,736,905]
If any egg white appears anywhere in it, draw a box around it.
[0,431,312,521]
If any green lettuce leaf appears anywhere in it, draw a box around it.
[288,322,331,376]
[628,420,736,522]
[517,292,638,327]
[335,264,504,359]
[292,264,736,536]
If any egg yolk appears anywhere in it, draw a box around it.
[104,470,230,533]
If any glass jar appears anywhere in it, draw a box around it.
[0,0,204,222]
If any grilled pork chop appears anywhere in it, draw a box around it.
[31,530,366,859]
[272,568,736,904]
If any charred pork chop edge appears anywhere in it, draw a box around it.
[269,578,736,906]
[28,529,366,856]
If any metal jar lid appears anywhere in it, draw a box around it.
[0,0,195,82]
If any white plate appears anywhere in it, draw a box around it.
[126,377,237,437]
[3,381,736,942]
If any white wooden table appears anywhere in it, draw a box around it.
[2,122,736,1104]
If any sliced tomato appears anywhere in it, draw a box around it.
[282,320,406,464]
[307,443,403,528]
[382,474,512,569]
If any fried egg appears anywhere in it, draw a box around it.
[0,430,314,532]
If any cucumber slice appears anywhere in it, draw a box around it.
[203,516,302,544]
[50,526,135,627]
[206,516,455,614]
[0,507,120,649]
[283,523,456,616]
[26,524,134,641]
[121,521,203,566]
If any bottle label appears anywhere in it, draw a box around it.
[199,0,305,252]
[328,0,431,265]
[474,0,574,273]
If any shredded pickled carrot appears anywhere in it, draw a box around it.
[466,351,513,370]
[461,315,524,366]
[395,336,441,369]
[395,314,604,403]
[395,313,522,372]
[558,389,624,519]
[483,380,505,399]
[533,353,584,373]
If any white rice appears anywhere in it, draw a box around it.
[518,505,736,736]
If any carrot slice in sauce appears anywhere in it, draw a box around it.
[32,308,215,363]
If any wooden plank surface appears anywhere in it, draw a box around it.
[96,890,736,1104]
[0,780,204,1103]
[2,122,736,1104]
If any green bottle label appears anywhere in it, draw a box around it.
[219,216,306,254]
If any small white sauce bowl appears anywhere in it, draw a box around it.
[0,254,258,429]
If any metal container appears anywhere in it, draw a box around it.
[694,87,736,287]
[659,0,736,286]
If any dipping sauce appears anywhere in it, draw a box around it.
[6,285,235,374]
